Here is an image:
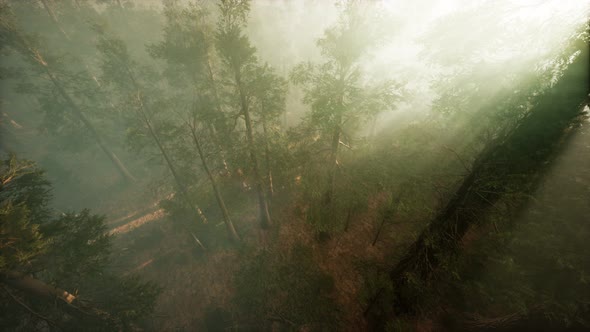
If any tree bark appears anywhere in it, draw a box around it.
[189,121,240,242]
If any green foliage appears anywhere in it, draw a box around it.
[0,155,52,222]
[250,63,287,119]
[215,0,255,72]
[147,0,210,80]
[289,2,403,235]
[2,0,589,330]
[0,202,46,271]
[1,4,121,153]
[377,28,590,327]
[234,243,339,330]
[0,155,159,330]
[41,210,111,285]
[290,3,401,132]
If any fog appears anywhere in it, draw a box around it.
[1,0,589,330]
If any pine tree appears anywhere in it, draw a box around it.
[291,1,401,232]
[0,3,136,183]
[0,154,158,330]
[250,63,287,198]
[148,1,240,242]
[215,0,286,228]
[95,28,209,234]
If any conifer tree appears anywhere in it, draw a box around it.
[0,3,136,182]
[291,1,401,229]
[0,154,158,330]
[149,1,240,242]
[215,0,286,228]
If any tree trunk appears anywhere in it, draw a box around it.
[39,0,70,41]
[1,270,113,326]
[372,195,401,246]
[261,114,274,197]
[234,69,272,228]
[322,70,346,209]
[134,92,208,225]
[366,36,590,322]
[189,122,240,242]
[119,62,208,225]
[134,99,208,249]
[1,270,76,304]
[322,123,341,207]
[205,54,231,175]
[34,52,136,183]
[105,57,207,249]
[371,216,386,246]
[344,206,352,232]
[206,123,230,175]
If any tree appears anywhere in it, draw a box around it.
[365,27,590,325]
[291,1,401,230]
[149,0,232,175]
[0,154,158,330]
[0,3,136,183]
[188,109,241,242]
[148,1,240,242]
[95,28,209,233]
[250,63,288,197]
[215,0,284,228]
[38,0,71,40]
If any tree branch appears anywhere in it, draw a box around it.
[2,285,61,330]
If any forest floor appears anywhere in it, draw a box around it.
[100,118,590,331]
[102,183,427,331]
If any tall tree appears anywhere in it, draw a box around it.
[215,0,284,228]
[149,0,232,175]
[147,1,241,242]
[250,63,287,197]
[38,0,71,40]
[95,29,208,229]
[188,104,241,242]
[366,27,590,324]
[291,1,401,224]
[0,3,136,183]
[0,154,158,330]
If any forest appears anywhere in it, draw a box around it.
[0,0,589,331]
